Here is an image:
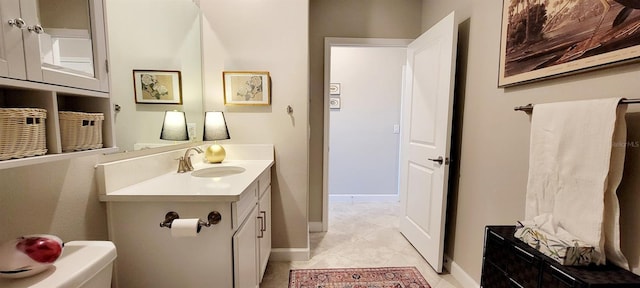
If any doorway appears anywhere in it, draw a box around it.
[322,38,412,231]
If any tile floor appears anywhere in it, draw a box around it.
[260,201,463,288]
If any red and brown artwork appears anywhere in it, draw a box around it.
[499,0,640,86]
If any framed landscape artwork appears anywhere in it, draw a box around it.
[499,0,640,87]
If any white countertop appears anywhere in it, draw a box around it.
[99,160,273,202]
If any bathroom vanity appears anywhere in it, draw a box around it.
[96,144,273,288]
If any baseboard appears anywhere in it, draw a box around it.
[444,255,480,288]
[269,247,310,262]
[309,221,324,232]
[329,194,399,203]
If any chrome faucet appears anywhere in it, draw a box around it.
[177,147,204,173]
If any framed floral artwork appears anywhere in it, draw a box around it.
[133,70,183,104]
[223,71,271,105]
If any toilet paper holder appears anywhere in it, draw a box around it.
[159,211,222,231]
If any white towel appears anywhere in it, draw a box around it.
[524,98,628,268]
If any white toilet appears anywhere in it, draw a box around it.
[0,241,116,288]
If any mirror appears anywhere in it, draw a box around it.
[37,0,95,76]
[106,0,203,152]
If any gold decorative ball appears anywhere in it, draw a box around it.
[205,144,226,163]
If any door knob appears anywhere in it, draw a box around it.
[428,156,449,165]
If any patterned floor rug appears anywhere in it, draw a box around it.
[288,266,431,288]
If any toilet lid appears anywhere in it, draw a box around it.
[0,241,116,288]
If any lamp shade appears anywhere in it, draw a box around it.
[203,111,230,141]
[160,111,189,141]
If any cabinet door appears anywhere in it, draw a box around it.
[233,205,259,288]
[0,0,27,79]
[258,186,271,281]
[19,0,109,92]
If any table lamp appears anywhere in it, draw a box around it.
[203,111,230,163]
[160,111,189,141]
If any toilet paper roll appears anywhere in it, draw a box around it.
[170,219,201,237]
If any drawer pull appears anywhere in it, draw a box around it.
[257,215,264,238]
[508,278,524,288]
[260,211,267,232]
[549,265,576,282]
[489,230,504,241]
[513,245,534,260]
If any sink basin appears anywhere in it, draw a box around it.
[191,166,246,178]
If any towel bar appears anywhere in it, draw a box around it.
[514,98,640,113]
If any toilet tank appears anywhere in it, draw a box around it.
[0,241,116,288]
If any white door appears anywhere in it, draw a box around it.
[398,11,457,273]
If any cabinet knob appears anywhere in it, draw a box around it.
[27,24,44,34]
[7,18,26,29]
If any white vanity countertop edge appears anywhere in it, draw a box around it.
[99,160,273,202]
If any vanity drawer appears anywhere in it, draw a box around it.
[233,181,258,229]
[258,169,271,196]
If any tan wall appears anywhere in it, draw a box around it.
[308,0,423,223]
[0,155,108,242]
[421,0,640,283]
[200,0,310,249]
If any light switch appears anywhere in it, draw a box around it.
[393,124,400,134]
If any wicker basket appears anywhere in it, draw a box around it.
[59,111,104,152]
[0,108,48,160]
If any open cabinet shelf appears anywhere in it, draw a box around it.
[0,84,116,170]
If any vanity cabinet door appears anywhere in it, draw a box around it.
[233,205,259,288]
[258,185,271,281]
[0,0,27,79]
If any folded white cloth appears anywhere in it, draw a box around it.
[524,98,628,268]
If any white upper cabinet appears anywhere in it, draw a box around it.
[0,1,26,79]
[0,0,109,92]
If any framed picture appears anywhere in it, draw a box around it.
[223,71,271,105]
[133,70,182,104]
[499,0,640,87]
[329,83,341,95]
[329,97,341,109]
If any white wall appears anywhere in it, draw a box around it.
[200,0,310,251]
[329,46,405,196]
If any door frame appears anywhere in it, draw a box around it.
[321,37,413,232]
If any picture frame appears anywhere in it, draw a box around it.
[329,83,341,95]
[133,70,183,104]
[223,71,271,105]
[329,97,341,109]
[498,0,640,87]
